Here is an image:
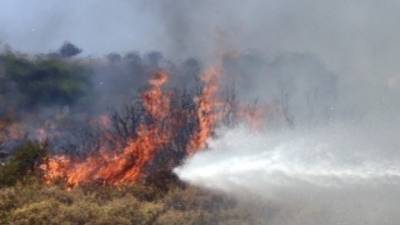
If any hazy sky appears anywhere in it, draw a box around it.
[2,0,400,113]
[0,0,164,54]
[1,0,400,85]
[1,0,400,67]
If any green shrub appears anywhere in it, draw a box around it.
[1,53,92,108]
[0,141,47,187]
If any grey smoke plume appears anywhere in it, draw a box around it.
[1,0,399,113]
[0,0,400,110]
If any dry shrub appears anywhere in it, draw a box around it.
[0,180,258,225]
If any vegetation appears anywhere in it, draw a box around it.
[0,179,260,224]
[0,139,262,225]
[0,141,47,187]
[58,42,82,58]
[0,51,92,110]
[0,45,267,224]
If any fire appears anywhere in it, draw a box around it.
[41,71,173,188]
[42,124,170,188]
[40,67,224,188]
[96,125,169,185]
[41,155,71,185]
[142,71,170,119]
[187,66,222,155]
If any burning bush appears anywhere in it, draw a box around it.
[0,48,264,190]
[39,66,226,188]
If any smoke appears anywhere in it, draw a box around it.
[2,0,399,116]
[175,121,400,224]
[2,1,400,67]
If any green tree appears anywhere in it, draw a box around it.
[2,53,92,108]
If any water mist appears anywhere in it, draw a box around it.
[175,121,400,224]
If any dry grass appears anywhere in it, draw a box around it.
[0,177,262,225]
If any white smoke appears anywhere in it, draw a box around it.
[175,121,400,224]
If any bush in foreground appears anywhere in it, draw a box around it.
[0,141,264,224]
[0,180,262,225]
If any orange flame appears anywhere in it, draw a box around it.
[40,66,225,188]
[41,71,173,188]
[142,71,170,119]
[187,66,222,155]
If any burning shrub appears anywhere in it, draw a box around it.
[39,66,228,189]
[0,48,264,192]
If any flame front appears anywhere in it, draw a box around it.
[41,71,173,188]
[187,66,222,155]
[142,71,170,119]
[41,68,223,188]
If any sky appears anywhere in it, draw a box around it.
[1,0,400,91]
[1,1,399,65]
[0,0,163,55]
